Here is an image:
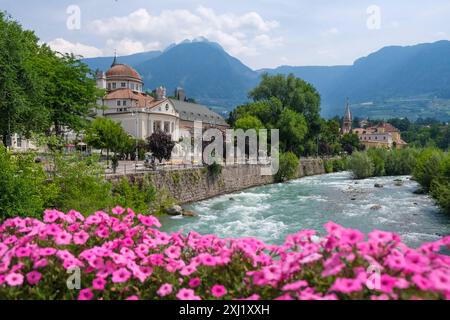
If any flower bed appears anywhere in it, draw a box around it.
[0,207,449,300]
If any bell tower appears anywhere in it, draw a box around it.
[342,98,352,134]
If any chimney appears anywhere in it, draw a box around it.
[175,87,186,101]
[155,86,167,101]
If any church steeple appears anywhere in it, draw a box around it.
[342,98,353,134]
[111,50,118,67]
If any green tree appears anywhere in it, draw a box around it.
[234,115,265,132]
[85,118,132,164]
[0,12,48,146]
[36,48,103,137]
[277,109,308,157]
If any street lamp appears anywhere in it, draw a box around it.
[131,110,139,171]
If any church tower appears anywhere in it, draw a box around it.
[342,98,352,134]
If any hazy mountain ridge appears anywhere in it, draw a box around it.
[83,40,450,120]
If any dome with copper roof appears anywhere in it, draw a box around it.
[106,64,142,82]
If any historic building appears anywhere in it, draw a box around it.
[341,101,407,149]
[95,58,229,142]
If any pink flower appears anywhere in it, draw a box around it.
[112,268,131,283]
[26,271,42,285]
[55,231,72,245]
[157,283,173,297]
[429,270,450,291]
[112,206,125,215]
[78,288,94,300]
[138,214,162,228]
[74,231,89,245]
[331,278,363,294]
[126,295,139,300]
[282,280,308,291]
[189,277,201,288]
[176,288,201,300]
[44,209,60,223]
[93,277,107,291]
[15,247,32,258]
[5,273,24,286]
[211,285,227,298]
[165,245,181,259]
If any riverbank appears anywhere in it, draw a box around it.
[107,158,326,205]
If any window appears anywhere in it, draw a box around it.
[123,100,127,106]
[130,83,135,90]
[165,104,169,111]
[108,83,111,90]
[117,100,121,106]
[164,121,170,133]
[171,122,174,133]
[154,121,162,132]
[112,83,116,89]
[121,82,126,88]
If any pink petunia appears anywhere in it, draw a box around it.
[26,271,42,285]
[112,268,131,283]
[55,231,72,246]
[112,206,125,215]
[78,288,94,300]
[5,273,24,286]
[165,245,181,259]
[157,283,173,297]
[93,277,107,291]
[211,285,227,298]
[189,277,201,288]
[331,278,363,294]
[176,288,201,300]
[73,231,89,245]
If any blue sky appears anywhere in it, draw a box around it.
[2,0,450,69]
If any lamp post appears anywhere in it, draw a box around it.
[132,110,139,171]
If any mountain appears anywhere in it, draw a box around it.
[135,41,259,112]
[83,51,162,73]
[83,40,450,120]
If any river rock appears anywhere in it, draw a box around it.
[182,210,199,217]
[374,183,384,188]
[370,205,382,210]
[165,205,183,216]
[394,181,403,186]
[229,197,235,201]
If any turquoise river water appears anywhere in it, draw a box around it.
[160,172,450,247]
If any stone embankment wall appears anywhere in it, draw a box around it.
[107,158,326,204]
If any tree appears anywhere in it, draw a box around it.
[146,131,175,163]
[36,47,103,137]
[277,108,308,157]
[341,133,362,155]
[249,73,322,137]
[0,12,48,146]
[234,115,265,132]
[85,118,131,165]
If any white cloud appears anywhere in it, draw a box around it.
[47,38,103,58]
[88,7,282,58]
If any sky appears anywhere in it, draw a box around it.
[2,0,450,69]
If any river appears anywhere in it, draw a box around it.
[160,172,450,248]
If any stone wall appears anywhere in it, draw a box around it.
[107,158,326,204]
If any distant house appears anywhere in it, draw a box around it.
[340,101,407,149]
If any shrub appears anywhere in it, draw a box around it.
[275,152,299,182]
[349,152,374,179]
[367,149,386,176]
[206,162,222,179]
[112,176,156,215]
[413,148,444,191]
[385,148,418,176]
[324,160,334,173]
[52,154,113,214]
[331,158,348,172]
[0,147,58,220]
[0,209,449,300]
